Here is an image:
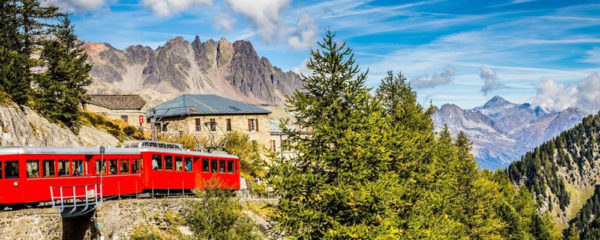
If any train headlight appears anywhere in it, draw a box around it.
[13,181,18,187]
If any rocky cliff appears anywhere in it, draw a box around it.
[0,104,118,147]
[84,36,302,106]
[433,96,588,169]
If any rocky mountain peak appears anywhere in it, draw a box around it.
[83,36,302,106]
[482,95,512,109]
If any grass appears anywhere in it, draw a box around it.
[79,111,144,141]
[553,182,596,230]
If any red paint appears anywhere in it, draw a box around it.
[0,150,240,205]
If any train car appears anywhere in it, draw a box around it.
[0,141,240,207]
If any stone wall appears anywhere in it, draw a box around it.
[0,208,62,240]
[95,198,187,240]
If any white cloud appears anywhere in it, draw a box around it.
[141,0,212,17]
[532,72,600,113]
[226,0,289,43]
[288,14,317,50]
[410,64,455,88]
[480,67,504,95]
[581,47,600,64]
[214,12,236,31]
[292,59,312,76]
[42,0,108,13]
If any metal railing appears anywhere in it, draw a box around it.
[49,184,103,218]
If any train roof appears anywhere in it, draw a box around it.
[0,146,238,159]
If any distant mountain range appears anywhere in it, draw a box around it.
[433,96,588,169]
[83,36,302,106]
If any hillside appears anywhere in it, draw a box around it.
[433,96,587,169]
[84,36,302,106]
[507,112,600,228]
[0,104,118,147]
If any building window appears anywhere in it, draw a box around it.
[282,139,289,151]
[209,118,216,131]
[226,119,232,131]
[121,115,128,122]
[271,140,277,151]
[195,119,201,131]
[248,119,255,131]
[256,119,259,131]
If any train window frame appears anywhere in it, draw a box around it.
[26,160,40,178]
[120,159,130,174]
[175,156,183,171]
[219,160,226,173]
[152,155,163,170]
[108,159,118,175]
[0,161,3,179]
[202,158,209,172]
[58,159,70,177]
[4,160,19,179]
[185,157,193,172]
[131,159,141,173]
[43,159,56,177]
[73,160,85,176]
[96,159,106,175]
[227,160,234,173]
[211,159,218,173]
[165,155,174,171]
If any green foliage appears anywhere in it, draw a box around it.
[0,0,60,105]
[34,15,92,131]
[184,187,261,240]
[223,131,269,196]
[270,30,559,239]
[79,111,143,140]
[565,186,600,239]
[130,212,185,240]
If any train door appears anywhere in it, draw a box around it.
[0,155,24,204]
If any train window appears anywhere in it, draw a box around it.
[152,155,162,170]
[73,160,84,176]
[227,160,234,173]
[109,159,118,175]
[120,159,130,174]
[43,160,55,177]
[211,159,218,173]
[0,161,2,179]
[219,160,226,173]
[58,160,70,177]
[26,160,40,178]
[131,159,141,173]
[4,161,19,179]
[96,160,106,175]
[165,155,173,170]
[175,156,183,171]
[202,158,209,172]
[185,157,193,172]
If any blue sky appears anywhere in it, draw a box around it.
[53,0,600,111]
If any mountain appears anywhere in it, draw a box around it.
[433,96,588,169]
[507,113,600,230]
[83,36,302,106]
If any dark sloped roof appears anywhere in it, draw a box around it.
[149,94,271,118]
[85,95,146,110]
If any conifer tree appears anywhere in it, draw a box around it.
[270,30,399,239]
[35,15,91,130]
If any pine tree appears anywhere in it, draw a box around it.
[270,30,399,239]
[35,15,91,130]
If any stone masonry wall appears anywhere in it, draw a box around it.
[0,208,62,240]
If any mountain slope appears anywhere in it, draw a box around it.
[434,96,588,169]
[84,36,302,106]
[507,112,600,228]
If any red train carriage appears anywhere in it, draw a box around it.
[0,141,240,207]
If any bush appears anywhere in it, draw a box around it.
[124,126,137,136]
[184,185,261,240]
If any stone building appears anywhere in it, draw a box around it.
[82,95,147,127]
[149,94,271,147]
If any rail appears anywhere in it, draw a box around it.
[49,184,103,218]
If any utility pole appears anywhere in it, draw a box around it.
[150,108,157,141]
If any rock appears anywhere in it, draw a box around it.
[0,104,118,147]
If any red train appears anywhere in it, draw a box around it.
[0,141,240,207]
